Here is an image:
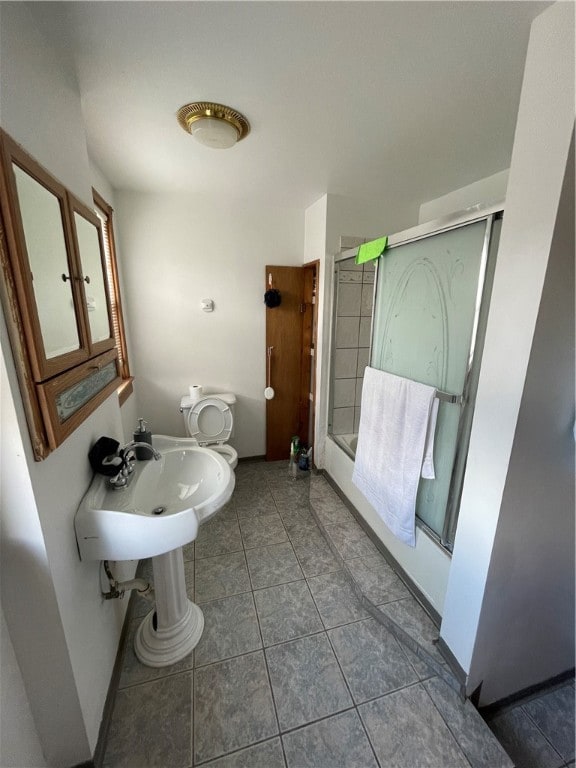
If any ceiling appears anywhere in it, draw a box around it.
[31,1,549,210]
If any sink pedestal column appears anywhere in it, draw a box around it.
[134,547,203,667]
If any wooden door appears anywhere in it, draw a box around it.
[302,262,318,459]
[265,265,306,461]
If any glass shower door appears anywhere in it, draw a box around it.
[371,218,494,543]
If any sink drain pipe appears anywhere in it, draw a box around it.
[101,560,155,602]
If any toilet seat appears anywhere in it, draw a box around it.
[186,397,233,445]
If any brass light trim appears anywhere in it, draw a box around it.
[177,102,250,143]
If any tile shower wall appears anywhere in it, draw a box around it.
[331,260,375,435]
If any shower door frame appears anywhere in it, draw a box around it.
[329,200,504,551]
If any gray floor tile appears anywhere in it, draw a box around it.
[245,541,303,589]
[107,462,518,768]
[276,503,314,520]
[309,483,340,502]
[307,570,370,629]
[194,651,278,764]
[278,508,321,540]
[202,738,286,768]
[346,553,410,604]
[398,639,436,681]
[254,580,323,646]
[195,518,243,559]
[233,480,270,500]
[359,683,471,768]
[267,473,309,489]
[324,520,380,560]
[270,485,310,508]
[282,709,378,768]
[118,619,193,689]
[194,592,262,667]
[311,496,356,526]
[195,551,251,603]
[523,683,575,762]
[328,618,419,703]
[235,491,277,519]
[309,474,332,499]
[424,677,514,768]
[103,672,192,768]
[266,633,353,731]
[488,707,564,768]
[182,541,195,561]
[212,500,238,521]
[273,495,311,514]
[378,596,443,662]
[239,513,288,549]
[184,558,194,598]
[234,459,267,475]
[290,530,341,578]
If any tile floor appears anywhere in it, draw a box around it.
[484,680,575,768]
[101,461,570,768]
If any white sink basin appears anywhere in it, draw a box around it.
[75,436,235,561]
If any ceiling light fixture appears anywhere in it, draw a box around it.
[177,102,250,149]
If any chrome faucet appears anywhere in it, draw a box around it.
[121,441,162,461]
[109,442,162,489]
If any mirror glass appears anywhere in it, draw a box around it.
[14,165,80,358]
[55,360,118,423]
[74,211,111,344]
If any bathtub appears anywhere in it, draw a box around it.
[332,432,358,458]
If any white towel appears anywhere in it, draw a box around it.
[352,367,437,547]
[421,398,439,480]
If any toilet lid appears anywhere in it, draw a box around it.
[186,397,233,445]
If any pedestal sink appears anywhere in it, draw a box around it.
[75,435,235,666]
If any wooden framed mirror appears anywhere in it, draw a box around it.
[0,132,89,380]
[0,129,121,460]
[67,193,115,358]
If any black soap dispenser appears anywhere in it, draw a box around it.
[133,418,152,460]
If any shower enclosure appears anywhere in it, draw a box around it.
[328,205,502,550]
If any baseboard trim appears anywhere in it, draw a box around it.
[479,667,576,715]
[436,637,467,688]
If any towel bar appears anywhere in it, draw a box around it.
[436,390,463,405]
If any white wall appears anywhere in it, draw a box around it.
[0,336,92,766]
[441,1,575,688]
[0,4,137,763]
[0,608,46,768]
[468,133,574,704]
[115,191,303,458]
[324,193,416,259]
[418,169,508,224]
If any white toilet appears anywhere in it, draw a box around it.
[180,392,238,469]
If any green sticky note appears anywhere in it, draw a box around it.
[355,236,388,265]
